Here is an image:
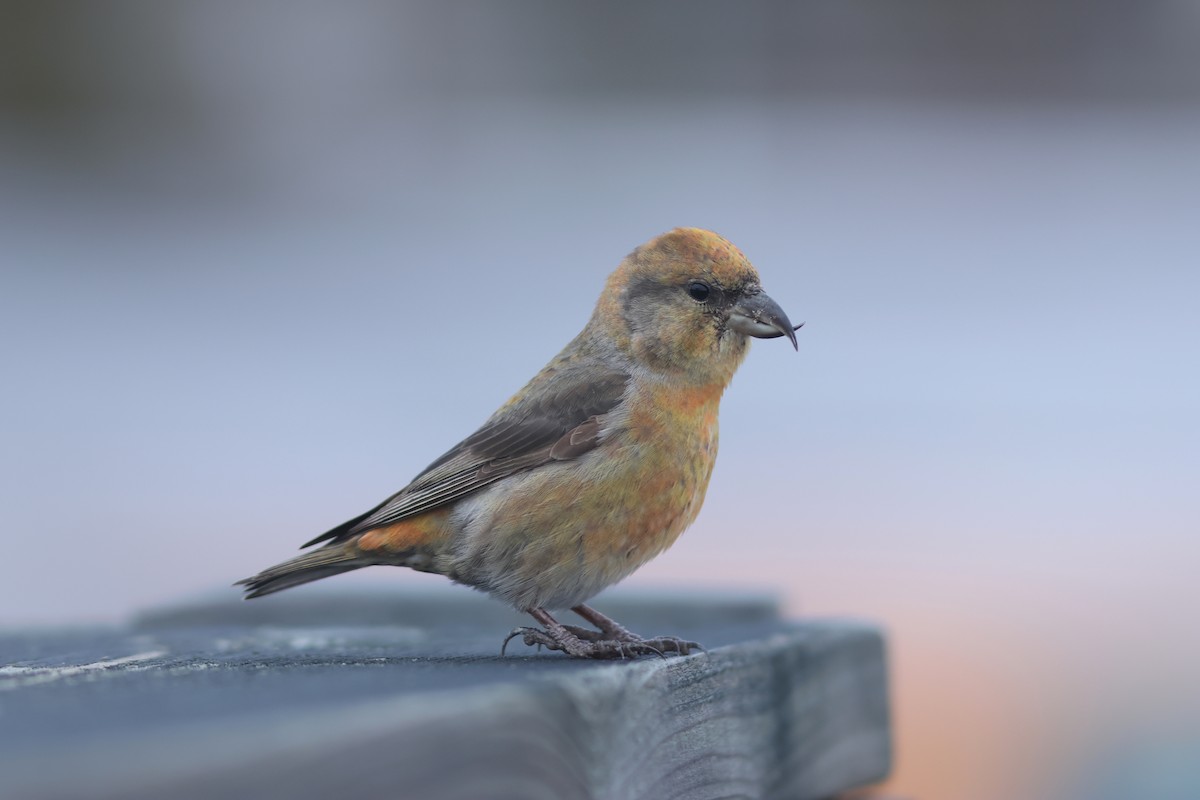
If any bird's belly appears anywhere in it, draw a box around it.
[448,422,718,611]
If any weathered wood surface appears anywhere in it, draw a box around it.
[0,586,890,800]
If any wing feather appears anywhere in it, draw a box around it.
[302,364,629,547]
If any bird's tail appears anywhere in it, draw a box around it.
[236,543,369,599]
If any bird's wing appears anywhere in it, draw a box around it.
[302,365,629,547]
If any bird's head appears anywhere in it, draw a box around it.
[593,228,800,384]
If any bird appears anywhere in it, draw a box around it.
[237,228,800,658]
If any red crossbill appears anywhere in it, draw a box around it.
[238,228,800,658]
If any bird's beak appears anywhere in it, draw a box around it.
[728,291,802,350]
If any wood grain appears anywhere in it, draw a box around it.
[0,588,890,800]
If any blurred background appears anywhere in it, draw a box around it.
[2,2,1198,798]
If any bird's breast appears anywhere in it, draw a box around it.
[446,379,725,610]
[610,380,722,544]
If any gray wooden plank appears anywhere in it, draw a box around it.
[0,588,890,800]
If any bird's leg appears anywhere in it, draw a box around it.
[570,604,703,655]
[569,604,639,640]
[502,607,668,659]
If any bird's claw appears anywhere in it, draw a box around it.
[565,623,702,656]
[500,626,675,659]
[500,627,531,656]
[638,635,704,655]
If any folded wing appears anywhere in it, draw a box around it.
[302,365,629,548]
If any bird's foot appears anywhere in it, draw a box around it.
[561,624,702,655]
[501,606,704,659]
[636,634,704,655]
[569,603,704,655]
[501,626,666,659]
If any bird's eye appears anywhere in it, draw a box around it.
[687,281,711,302]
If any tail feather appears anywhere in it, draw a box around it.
[236,544,368,599]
